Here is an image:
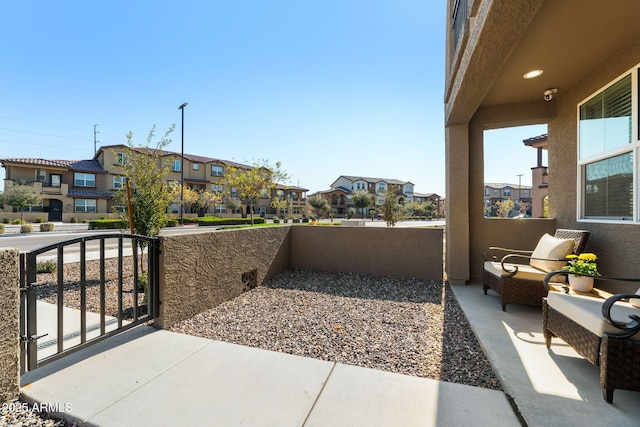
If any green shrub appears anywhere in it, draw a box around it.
[34,217,44,223]
[166,219,178,227]
[70,217,78,223]
[198,216,266,226]
[182,217,199,224]
[12,219,22,225]
[36,260,57,274]
[89,219,126,230]
[2,217,10,224]
[0,224,4,234]
[40,222,55,232]
[20,224,34,233]
[273,218,280,224]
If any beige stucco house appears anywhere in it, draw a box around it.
[445,0,640,292]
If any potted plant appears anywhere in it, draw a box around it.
[562,253,600,292]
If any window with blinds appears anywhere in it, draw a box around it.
[578,68,638,221]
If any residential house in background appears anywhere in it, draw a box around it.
[483,183,532,217]
[1,145,307,222]
[310,175,442,218]
[444,0,640,287]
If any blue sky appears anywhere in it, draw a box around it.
[0,1,545,196]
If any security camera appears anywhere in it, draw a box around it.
[543,88,558,101]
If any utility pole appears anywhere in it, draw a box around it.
[517,173,524,214]
[94,124,100,156]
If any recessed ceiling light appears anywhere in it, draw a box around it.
[523,70,544,79]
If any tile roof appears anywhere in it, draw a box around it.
[67,190,114,199]
[0,158,107,173]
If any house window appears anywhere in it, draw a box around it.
[193,163,199,171]
[578,67,636,221]
[377,184,386,192]
[113,176,126,189]
[74,173,95,187]
[170,159,181,172]
[215,204,226,214]
[212,184,223,193]
[484,188,490,196]
[170,203,180,214]
[75,199,96,213]
[116,152,128,165]
[503,189,511,196]
[36,169,46,182]
[211,165,223,176]
[230,187,238,197]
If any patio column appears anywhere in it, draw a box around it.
[445,123,470,285]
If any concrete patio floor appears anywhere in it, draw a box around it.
[18,279,640,426]
[453,281,640,427]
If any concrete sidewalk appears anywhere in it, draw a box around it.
[21,326,519,427]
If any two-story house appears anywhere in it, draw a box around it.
[483,183,532,217]
[1,145,307,222]
[310,175,441,218]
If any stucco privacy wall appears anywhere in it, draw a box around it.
[290,227,443,279]
[157,226,443,328]
[156,227,291,328]
[0,249,20,404]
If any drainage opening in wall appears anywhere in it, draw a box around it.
[242,269,257,291]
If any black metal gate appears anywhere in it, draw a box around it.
[19,234,160,373]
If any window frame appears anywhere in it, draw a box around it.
[75,199,97,213]
[577,65,639,223]
[74,172,96,188]
[211,165,223,177]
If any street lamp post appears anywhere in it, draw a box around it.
[517,173,523,214]
[178,102,188,226]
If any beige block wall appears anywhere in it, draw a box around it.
[156,227,291,328]
[0,249,20,403]
[291,227,443,280]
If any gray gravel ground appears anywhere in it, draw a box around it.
[2,266,500,426]
[171,269,501,389]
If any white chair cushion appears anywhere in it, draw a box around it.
[484,261,567,284]
[530,233,575,273]
[547,291,640,340]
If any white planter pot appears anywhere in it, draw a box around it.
[569,275,594,292]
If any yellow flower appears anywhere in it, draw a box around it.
[578,253,597,262]
[565,254,578,260]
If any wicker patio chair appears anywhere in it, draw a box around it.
[483,229,590,311]
[542,271,640,403]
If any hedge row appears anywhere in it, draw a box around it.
[89,219,127,230]
[198,217,266,226]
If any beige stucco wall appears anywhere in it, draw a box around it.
[156,227,291,328]
[0,249,20,404]
[291,226,443,280]
[549,31,640,292]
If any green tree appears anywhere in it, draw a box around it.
[225,196,242,216]
[271,196,290,218]
[382,191,407,227]
[494,199,515,218]
[198,190,222,215]
[223,160,289,225]
[352,191,372,219]
[112,125,175,238]
[308,194,330,218]
[4,181,42,222]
